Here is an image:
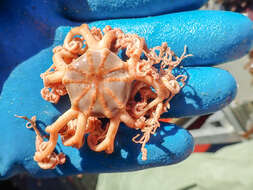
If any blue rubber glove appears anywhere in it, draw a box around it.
[0,0,252,179]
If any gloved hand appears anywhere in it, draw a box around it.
[0,0,252,179]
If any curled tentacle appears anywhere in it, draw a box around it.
[64,37,86,55]
[40,85,67,104]
[59,119,77,144]
[15,115,66,169]
[91,27,103,40]
[36,139,66,169]
[87,122,109,151]
[41,87,60,104]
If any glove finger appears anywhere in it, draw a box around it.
[0,118,193,178]
[1,10,251,94]
[81,10,252,66]
[162,66,237,118]
[0,48,236,121]
[50,10,253,66]
[50,0,207,21]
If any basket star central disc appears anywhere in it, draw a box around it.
[63,48,131,118]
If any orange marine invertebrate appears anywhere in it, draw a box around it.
[28,24,191,169]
